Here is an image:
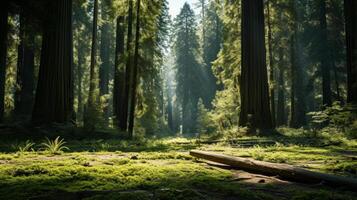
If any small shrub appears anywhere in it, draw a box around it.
[17,140,35,154]
[308,102,357,134]
[41,136,69,155]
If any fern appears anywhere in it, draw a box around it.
[41,137,69,155]
[17,140,35,154]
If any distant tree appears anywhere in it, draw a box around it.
[0,1,9,122]
[239,0,273,130]
[32,0,74,124]
[84,0,99,130]
[99,0,112,123]
[318,0,332,106]
[266,0,276,126]
[15,12,35,117]
[289,1,307,128]
[173,3,202,133]
[119,0,134,131]
[202,1,222,108]
[345,0,357,104]
[128,0,142,137]
[113,16,126,129]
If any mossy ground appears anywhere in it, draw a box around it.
[0,128,356,200]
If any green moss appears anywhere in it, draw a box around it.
[0,134,356,199]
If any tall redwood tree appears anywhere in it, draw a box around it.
[239,0,273,130]
[32,0,73,124]
[0,1,9,122]
[345,0,357,104]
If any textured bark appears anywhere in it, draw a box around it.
[289,2,306,128]
[99,0,111,124]
[290,34,306,128]
[77,39,85,122]
[32,0,73,124]
[239,0,273,130]
[345,0,357,104]
[167,94,173,131]
[113,16,125,129]
[128,0,141,137]
[0,1,9,122]
[88,0,99,106]
[319,0,332,106]
[99,0,110,96]
[276,48,286,126]
[120,0,134,131]
[267,0,276,126]
[15,13,35,116]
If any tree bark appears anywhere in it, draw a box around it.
[99,0,111,123]
[113,16,126,129]
[276,48,286,126]
[15,12,35,117]
[267,0,276,127]
[120,0,134,131]
[289,2,306,128]
[345,0,357,104]
[88,0,99,106]
[319,0,332,107]
[239,0,273,130]
[128,0,141,137]
[0,1,9,123]
[32,0,73,124]
[77,38,85,122]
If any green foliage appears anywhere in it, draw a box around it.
[308,103,357,133]
[41,137,69,155]
[17,140,35,154]
[196,99,213,134]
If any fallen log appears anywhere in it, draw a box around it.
[190,150,357,190]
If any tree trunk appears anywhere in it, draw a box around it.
[15,13,35,117]
[113,16,125,129]
[267,0,276,127]
[319,0,332,107]
[32,0,73,124]
[120,0,134,131]
[239,0,273,130]
[88,0,99,106]
[289,2,306,128]
[128,0,141,137]
[345,0,357,104]
[77,39,85,122]
[290,34,306,128]
[0,1,9,123]
[167,94,173,131]
[276,48,286,126]
[99,0,111,124]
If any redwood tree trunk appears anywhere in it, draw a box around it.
[345,0,357,104]
[120,0,134,131]
[267,0,276,127]
[128,0,141,137]
[319,0,332,106]
[276,48,286,126]
[15,13,35,116]
[113,16,125,129]
[32,0,73,124]
[239,0,273,130]
[99,0,111,124]
[0,1,9,122]
[289,2,306,128]
[88,0,99,105]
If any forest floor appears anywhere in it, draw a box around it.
[0,126,357,200]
